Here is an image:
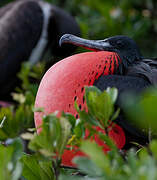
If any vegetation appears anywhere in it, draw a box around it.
[0,63,157,180]
[0,0,157,179]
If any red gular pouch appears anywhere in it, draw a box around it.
[34,51,126,167]
[61,123,125,167]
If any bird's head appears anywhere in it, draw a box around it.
[59,34,143,72]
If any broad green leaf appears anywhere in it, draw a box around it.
[84,86,116,127]
[79,110,100,126]
[85,86,102,111]
[106,87,118,104]
[21,154,54,180]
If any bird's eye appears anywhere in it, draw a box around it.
[116,40,123,47]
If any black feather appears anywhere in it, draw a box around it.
[0,0,80,99]
[94,75,150,145]
[126,59,157,85]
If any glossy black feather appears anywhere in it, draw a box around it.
[127,58,157,84]
[94,74,150,145]
[94,75,150,99]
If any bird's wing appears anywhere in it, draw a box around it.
[94,74,150,144]
[94,74,150,99]
[127,59,157,85]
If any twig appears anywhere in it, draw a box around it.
[148,126,152,143]
[0,116,6,128]
[52,159,61,180]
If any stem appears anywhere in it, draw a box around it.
[0,116,6,128]
[148,126,152,143]
[60,166,86,176]
[52,158,61,180]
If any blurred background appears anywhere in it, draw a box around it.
[1,0,157,57]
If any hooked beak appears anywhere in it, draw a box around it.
[59,34,113,52]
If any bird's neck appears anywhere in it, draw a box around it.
[116,54,143,75]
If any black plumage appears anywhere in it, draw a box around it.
[0,0,80,99]
[94,74,150,146]
[94,59,157,146]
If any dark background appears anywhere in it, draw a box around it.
[1,0,157,57]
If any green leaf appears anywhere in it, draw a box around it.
[0,138,23,180]
[79,110,100,126]
[21,154,54,180]
[59,174,85,180]
[73,119,85,139]
[98,132,117,151]
[62,113,76,130]
[80,140,110,171]
[29,115,61,157]
[58,117,71,156]
[0,104,34,141]
[150,140,157,160]
[122,88,157,137]
[84,86,116,128]
[85,86,102,110]
[29,114,71,159]
[110,108,120,122]
[73,157,103,177]
[106,87,118,104]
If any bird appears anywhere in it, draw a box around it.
[35,51,126,167]
[0,0,80,100]
[59,34,157,146]
[34,34,157,166]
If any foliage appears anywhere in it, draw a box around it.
[49,0,157,57]
[1,0,157,56]
[21,154,55,180]
[0,138,23,180]
[61,140,157,180]
[29,115,71,158]
[122,88,157,138]
[0,62,45,141]
[1,0,157,180]
[1,65,157,179]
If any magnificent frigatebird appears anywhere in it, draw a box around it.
[34,34,157,166]
[60,34,157,146]
[0,0,80,99]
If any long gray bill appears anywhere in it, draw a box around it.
[59,34,112,51]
